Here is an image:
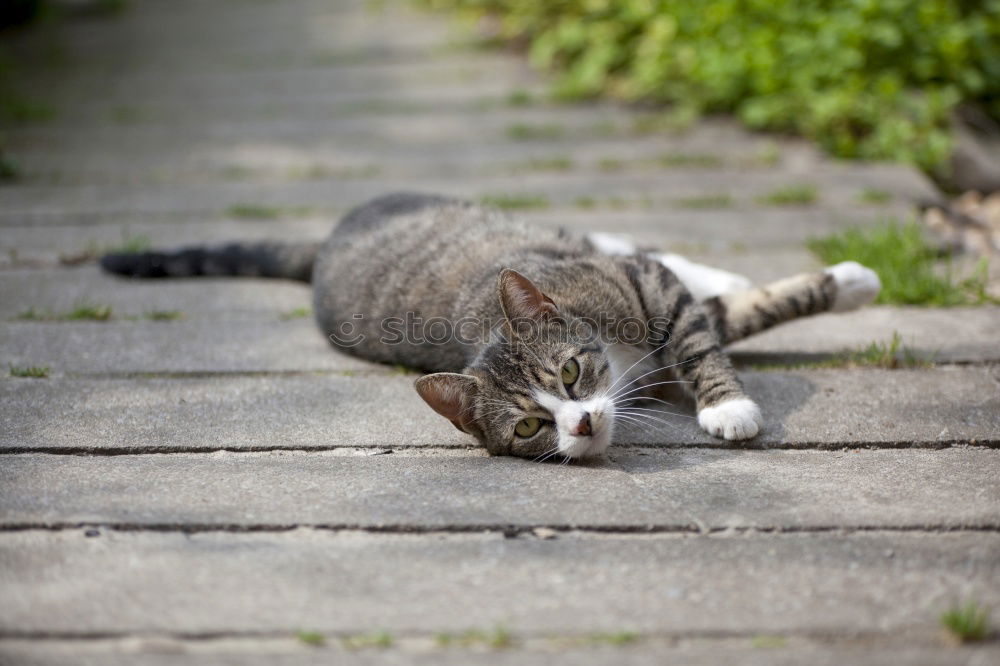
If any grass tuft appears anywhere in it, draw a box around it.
[596,157,625,172]
[62,303,113,321]
[281,307,312,320]
[808,220,995,306]
[144,310,183,321]
[481,194,549,210]
[295,630,326,647]
[227,204,315,220]
[751,332,931,371]
[858,188,893,204]
[9,364,49,378]
[941,601,990,643]
[436,626,512,649]
[658,153,723,168]
[505,123,564,140]
[342,631,393,650]
[590,631,639,646]
[506,89,534,107]
[756,184,818,206]
[751,635,788,648]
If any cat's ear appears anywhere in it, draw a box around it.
[414,373,481,434]
[497,268,558,324]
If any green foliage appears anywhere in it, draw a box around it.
[9,364,49,378]
[940,601,991,643]
[422,0,1000,172]
[435,626,512,649]
[808,220,995,306]
[858,187,893,204]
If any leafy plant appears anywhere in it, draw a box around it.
[808,220,995,306]
[421,0,1000,173]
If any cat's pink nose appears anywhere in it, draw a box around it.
[572,412,592,437]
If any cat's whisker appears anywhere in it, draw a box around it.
[613,413,665,439]
[615,395,682,410]
[614,410,686,434]
[616,405,695,420]
[605,357,699,401]
[601,342,672,397]
[532,445,561,463]
[611,379,694,402]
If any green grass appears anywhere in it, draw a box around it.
[751,635,788,649]
[144,310,183,321]
[9,364,49,378]
[751,332,931,371]
[295,630,326,647]
[15,303,114,322]
[506,89,534,106]
[281,307,312,320]
[658,153,723,168]
[435,626,512,649]
[505,122,565,140]
[808,220,995,306]
[674,193,733,209]
[858,188,893,204]
[940,601,990,643]
[513,156,573,172]
[62,303,113,321]
[756,184,818,206]
[226,204,314,220]
[574,196,597,209]
[342,631,393,650]
[480,194,550,210]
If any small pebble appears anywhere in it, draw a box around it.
[532,527,558,540]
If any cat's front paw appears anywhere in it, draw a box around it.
[825,261,881,312]
[697,398,762,440]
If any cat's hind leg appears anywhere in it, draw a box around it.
[705,262,881,344]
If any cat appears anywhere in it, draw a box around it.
[102,192,881,460]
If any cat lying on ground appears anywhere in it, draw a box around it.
[102,192,881,460]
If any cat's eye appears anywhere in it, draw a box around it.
[561,358,580,386]
[515,417,542,438]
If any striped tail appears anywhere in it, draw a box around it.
[101,241,319,282]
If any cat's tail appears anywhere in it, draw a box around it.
[703,261,881,344]
[100,241,320,282]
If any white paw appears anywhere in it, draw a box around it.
[698,398,762,441]
[587,232,637,256]
[651,253,753,300]
[825,261,881,312]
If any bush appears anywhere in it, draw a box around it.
[422,0,1000,172]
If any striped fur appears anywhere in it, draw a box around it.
[102,192,872,458]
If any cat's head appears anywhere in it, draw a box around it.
[415,269,615,460]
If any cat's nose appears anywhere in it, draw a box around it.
[572,412,592,437]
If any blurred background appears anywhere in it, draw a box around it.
[1,0,997,302]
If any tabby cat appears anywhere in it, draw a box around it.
[102,193,880,460]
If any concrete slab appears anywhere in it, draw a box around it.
[1,530,997,635]
[0,267,311,320]
[0,170,936,220]
[1,369,997,452]
[729,307,1000,363]
[2,449,997,530]
[0,321,377,375]
[1,640,996,666]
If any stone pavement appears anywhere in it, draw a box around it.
[1,1,998,664]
